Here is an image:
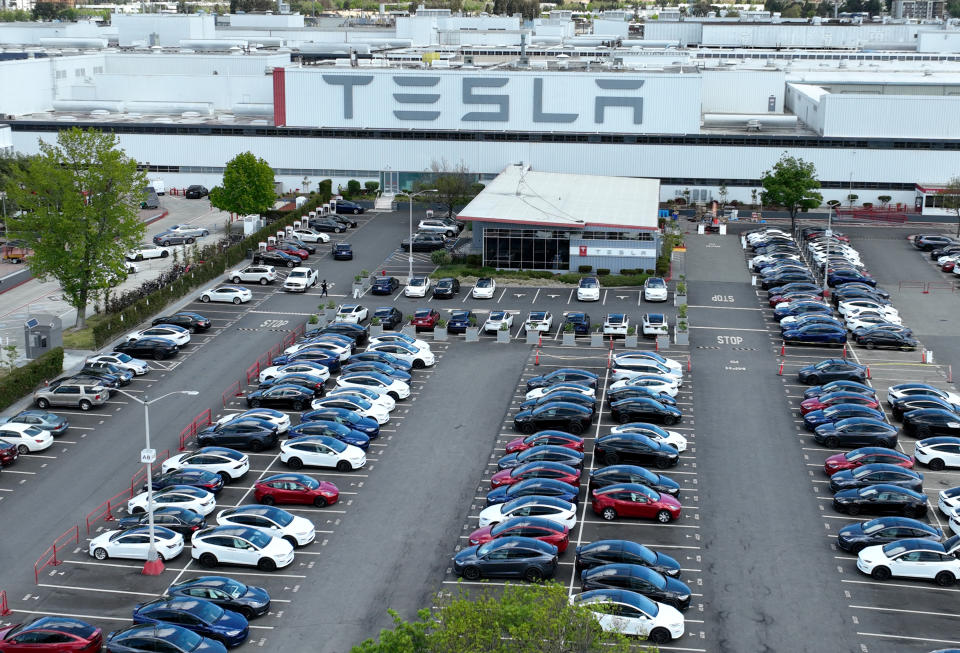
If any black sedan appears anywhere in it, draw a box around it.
[519,391,596,413]
[497,444,585,470]
[594,433,679,469]
[903,408,960,438]
[254,250,300,268]
[309,322,368,345]
[453,536,557,582]
[371,307,403,330]
[803,404,886,430]
[148,468,224,494]
[580,563,692,611]
[258,374,325,395]
[891,396,959,421]
[813,418,898,449]
[836,517,942,554]
[166,576,271,620]
[117,506,206,536]
[513,402,593,435]
[610,397,682,426]
[797,359,867,385]
[606,386,677,407]
[309,217,346,233]
[526,369,598,391]
[856,330,919,351]
[575,539,681,577]
[432,277,460,298]
[761,271,816,290]
[371,277,400,295]
[588,465,680,496]
[803,380,876,400]
[152,312,211,332]
[828,463,924,493]
[245,384,315,411]
[833,484,928,517]
[782,323,847,346]
[401,233,447,252]
[184,184,208,199]
[79,363,132,386]
[331,213,358,228]
[114,337,179,360]
[196,419,279,452]
[335,199,365,215]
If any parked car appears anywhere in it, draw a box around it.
[184,185,208,199]
[591,483,682,523]
[199,286,253,305]
[833,484,928,516]
[89,526,184,562]
[0,617,102,652]
[105,623,226,653]
[33,381,108,411]
[371,276,400,295]
[191,525,294,571]
[575,539,681,577]
[856,536,960,585]
[254,473,340,507]
[410,309,441,331]
[126,243,169,261]
[333,243,353,260]
[836,516,941,554]
[472,277,496,299]
[432,277,460,298]
[577,277,601,302]
[484,311,514,333]
[603,314,630,337]
[580,564,692,610]
[253,250,300,268]
[166,577,271,620]
[335,199,365,214]
[453,536,558,582]
[903,409,960,439]
[152,312,212,333]
[513,402,593,435]
[401,233,447,252]
[0,410,69,437]
[643,277,669,302]
[564,312,591,335]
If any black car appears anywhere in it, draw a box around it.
[258,374,325,395]
[148,468,224,494]
[254,249,300,268]
[432,277,460,298]
[588,465,680,496]
[309,322,368,345]
[335,200,365,215]
[114,337,179,360]
[610,397,682,426]
[833,484,928,517]
[246,384,316,411]
[606,386,677,407]
[152,232,196,247]
[333,243,353,260]
[813,418,898,449]
[453,536,558,582]
[496,444,585,470]
[300,408,380,438]
[564,312,591,335]
[526,369,599,392]
[931,244,960,259]
[513,402,593,435]
[836,516,942,554]
[371,277,400,295]
[331,213,358,229]
[594,433,679,469]
[767,282,821,297]
[856,330,919,351]
[914,235,957,251]
[117,506,206,537]
[903,408,960,438]
[803,404,886,430]
[580,564,692,610]
[152,312,211,332]
[575,539,681,577]
[78,364,131,387]
[891,396,959,421]
[519,391,596,413]
[828,463,924,493]
[166,576,271,619]
[401,233,447,252]
[797,359,867,385]
[761,272,817,290]
[309,217,346,233]
[196,419,279,452]
[281,237,316,254]
[485,478,580,506]
[184,185,208,199]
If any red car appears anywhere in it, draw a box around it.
[254,473,339,507]
[942,261,957,272]
[267,243,309,260]
[410,308,441,331]
[769,292,822,308]
[799,391,880,415]
[0,617,102,652]
[0,440,18,467]
[824,447,915,476]
[591,483,682,523]
[490,461,581,489]
[467,516,570,553]
[505,431,585,454]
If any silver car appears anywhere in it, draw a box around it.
[165,223,210,239]
[33,381,109,411]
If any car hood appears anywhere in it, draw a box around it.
[497,453,520,468]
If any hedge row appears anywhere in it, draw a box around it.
[0,347,64,411]
[92,194,330,348]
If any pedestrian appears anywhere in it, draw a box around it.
[320,280,328,297]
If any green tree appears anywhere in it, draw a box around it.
[949,0,960,16]
[781,3,802,16]
[208,151,276,217]
[5,128,146,329]
[941,177,960,237]
[416,159,481,219]
[761,152,822,232]
[877,195,892,207]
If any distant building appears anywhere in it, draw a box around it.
[892,0,946,19]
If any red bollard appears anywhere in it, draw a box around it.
[778,361,784,376]
[687,355,691,372]
[780,342,785,356]
[609,337,614,350]
[607,350,612,369]
[534,350,540,366]
[655,338,660,352]
[842,344,847,359]
[866,366,871,379]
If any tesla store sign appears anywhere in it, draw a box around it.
[572,245,657,258]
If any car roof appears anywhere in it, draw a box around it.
[575,588,658,614]
[478,535,556,553]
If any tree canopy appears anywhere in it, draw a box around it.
[5,128,147,328]
[940,176,960,237]
[208,151,276,217]
[415,159,483,219]
[761,153,823,231]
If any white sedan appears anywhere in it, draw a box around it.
[483,311,514,333]
[577,277,601,302]
[192,525,294,571]
[328,386,395,412]
[284,340,351,361]
[857,538,960,585]
[477,496,577,529]
[939,487,960,518]
[89,526,184,562]
[603,314,630,336]
[838,300,896,318]
[161,447,250,482]
[336,304,369,323]
[200,286,252,304]
[214,408,291,434]
[404,277,431,297]
[126,243,169,261]
[283,267,317,292]
[336,373,410,400]
[843,306,901,324]
[525,383,596,402]
[291,228,330,243]
[216,505,316,547]
[366,342,435,369]
[643,278,669,302]
[523,311,554,333]
[368,332,430,352]
[126,326,190,346]
[280,435,367,472]
[572,590,685,643]
[642,314,669,337]
[259,363,330,386]
[472,278,497,299]
[610,423,688,452]
[614,352,684,376]
[0,423,54,453]
[609,375,680,398]
[127,485,217,516]
[311,396,390,424]
[88,352,149,376]
[845,313,901,332]
[888,384,960,406]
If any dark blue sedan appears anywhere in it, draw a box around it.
[829,269,876,287]
[346,351,412,372]
[300,407,379,438]
[132,597,248,648]
[106,624,227,653]
[288,420,370,450]
[564,312,591,335]
[340,361,411,383]
[371,276,400,295]
[486,478,580,506]
[166,576,271,620]
[773,301,833,321]
[803,380,876,399]
[804,404,887,430]
[270,349,341,370]
[782,323,847,346]
[148,468,224,494]
[448,310,476,334]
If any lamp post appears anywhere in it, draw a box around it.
[822,205,833,299]
[407,189,437,281]
[115,388,198,575]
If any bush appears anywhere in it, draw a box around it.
[364,181,379,193]
[0,347,64,411]
[318,179,332,198]
[596,268,611,276]
[645,268,655,275]
[431,250,453,266]
[346,180,362,197]
[598,274,650,287]
[577,265,593,273]
[466,254,483,267]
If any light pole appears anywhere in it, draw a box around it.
[407,189,437,281]
[115,388,198,575]
[822,205,833,299]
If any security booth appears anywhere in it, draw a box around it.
[23,315,62,359]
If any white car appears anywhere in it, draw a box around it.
[888,384,960,407]
[857,537,960,585]
[610,423,688,452]
[750,254,800,270]
[842,306,901,324]
[603,314,630,337]
[336,304,369,323]
[259,363,330,386]
[611,361,683,386]
[643,277,669,302]
[572,589,685,643]
[216,505,316,547]
[838,300,895,317]
[641,313,668,337]
[483,311,514,333]
[166,223,210,238]
[336,373,410,400]
[280,434,367,471]
[477,496,577,529]
[200,285,252,304]
[214,408,291,434]
[845,313,901,332]
[161,447,250,482]
[472,277,497,299]
[126,326,190,347]
[328,386,395,412]
[192,525,294,571]
[939,487,960,518]
[404,277,431,297]
[0,423,54,453]
[368,332,430,352]
[367,342,435,369]
[577,277,601,302]
[283,267,317,292]
[89,526,184,562]
[615,352,683,375]
[523,311,554,333]
[747,229,790,244]
[418,219,459,237]
[915,437,960,471]
[88,352,149,376]
[284,340,351,361]
[311,396,391,425]
[291,228,330,243]
[126,243,169,261]
[127,485,217,516]
[525,383,596,402]
[230,265,277,286]
[609,375,680,398]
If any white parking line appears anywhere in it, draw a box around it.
[10,609,129,621]
[37,583,157,597]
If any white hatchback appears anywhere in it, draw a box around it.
[89,526,184,562]
[200,286,253,304]
[0,423,54,453]
[214,408,291,434]
[472,277,497,299]
[610,423,688,452]
[573,590,685,643]
[523,311,553,333]
[127,485,217,516]
[192,525,295,571]
[368,332,431,352]
[336,304,369,323]
[280,435,367,472]
[643,278,669,302]
[161,447,250,482]
[259,363,330,386]
[367,342,435,369]
[216,505,316,547]
[127,326,190,347]
[291,228,330,243]
[483,311,514,333]
[336,373,411,400]
[577,277,601,302]
[404,277,431,297]
[88,352,149,376]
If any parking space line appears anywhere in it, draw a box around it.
[37,583,157,597]
[856,632,960,646]
[850,605,960,619]
[10,609,129,622]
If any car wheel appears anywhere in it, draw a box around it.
[201,295,211,303]
[568,422,584,435]
[199,553,218,568]
[604,452,619,465]
[248,440,264,453]
[523,567,544,582]
[218,471,232,484]
[202,230,209,237]
[259,278,268,285]
[159,250,169,258]
[825,436,840,448]
[880,439,895,449]
[655,457,672,469]
[520,423,535,435]
[905,504,924,517]
[806,375,820,385]
[335,227,343,233]
[282,535,298,548]
[259,495,275,505]
[850,543,865,554]
[936,571,956,587]
[186,238,195,244]
[413,359,425,369]
[36,398,49,409]
[866,342,876,350]
[601,507,617,521]
[648,628,672,645]
[135,253,144,261]
[929,458,946,471]
[130,506,145,514]
[286,261,295,268]
[445,230,454,238]
[388,391,400,400]
[313,496,328,507]
[238,606,255,620]
[250,399,261,408]
[663,415,678,426]
[18,444,29,455]
[870,566,891,581]
[353,208,360,214]
[93,547,108,560]
[232,276,242,284]
[618,414,632,425]
[846,504,860,516]
[154,350,165,360]
[336,460,352,472]
[76,398,93,411]
[287,457,303,470]
[462,566,481,581]
[656,510,673,523]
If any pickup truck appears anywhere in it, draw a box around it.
[0,239,31,263]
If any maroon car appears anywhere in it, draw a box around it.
[505,431,585,454]
[591,483,682,523]
[0,617,102,652]
[468,517,570,553]
[824,447,914,476]
[254,473,339,507]
[0,440,17,467]
[490,461,581,489]
[410,309,441,331]
[267,243,309,260]
[800,391,881,415]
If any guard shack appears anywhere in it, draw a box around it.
[23,315,62,359]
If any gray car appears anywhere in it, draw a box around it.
[0,410,70,436]
[33,382,109,411]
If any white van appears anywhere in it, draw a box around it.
[150,179,165,195]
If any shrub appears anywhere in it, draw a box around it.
[0,347,64,411]
[431,250,453,266]
[437,318,447,328]
[466,254,483,267]
[364,181,379,193]
[596,268,611,276]
[645,268,655,275]
[577,265,593,273]
[598,274,649,287]
[563,322,574,332]
[346,179,362,197]
[676,282,687,295]
[318,179,333,198]
[370,317,381,326]
[308,314,319,324]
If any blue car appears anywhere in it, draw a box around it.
[341,361,411,383]
[829,269,876,287]
[782,323,847,346]
[333,243,353,260]
[106,624,227,653]
[132,597,248,648]
[346,351,413,372]
[773,301,833,321]
[371,276,400,295]
[149,468,224,494]
[0,409,69,435]
[803,380,876,399]
[486,478,580,506]
[288,420,370,450]
[564,312,591,335]
[300,407,380,438]
[803,404,887,430]
[270,349,341,371]
[448,310,475,334]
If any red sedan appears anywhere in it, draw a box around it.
[467,516,570,553]
[824,447,915,476]
[0,440,18,467]
[267,243,309,260]
[942,261,957,273]
[591,483,682,523]
[254,473,339,507]
[0,617,102,652]
[769,292,822,308]
[410,308,441,331]
[799,392,880,415]
[490,461,581,489]
[505,431,585,454]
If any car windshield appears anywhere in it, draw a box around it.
[491,312,507,320]
[374,309,393,317]
[219,579,248,598]
[159,626,203,648]
[477,279,492,287]
[530,313,547,321]
[451,311,469,319]
[438,281,451,288]
[647,279,666,288]
[243,529,273,548]
[261,507,293,527]
[410,278,425,287]
[607,315,625,324]
[882,542,909,556]
[415,310,432,318]
[290,271,309,278]
[580,279,598,288]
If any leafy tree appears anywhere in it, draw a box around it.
[781,3,802,16]
[230,0,276,11]
[949,0,960,16]
[941,177,960,237]
[877,195,892,207]
[208,151,276,217]
[416,159,481,219]
[5,128,146,329]
[761,153,822,232]
[846,193,859,207]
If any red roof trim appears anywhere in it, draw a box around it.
[457,215,657,231]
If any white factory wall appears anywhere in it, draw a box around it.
[112,14,215,47]
[229,13,305,29]
[0,21,111,46]
[821,93,960,138]
[700,23,920,48]
[593,19,630,39]
[0,124,11,155]
[0,58,56,114]
[785,83,827,132]
[78,73,272,111]
[701,68,785,113]
[917,30,960,53]
[102,52,287,77]
[641,22,703,46]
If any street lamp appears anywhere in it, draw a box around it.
[407,189,437,281]
[114,388,199,575]
[822,204,833,299]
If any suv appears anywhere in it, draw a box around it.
[184,185,208,199]
[914,235,958,252]
[418,219,461,237]
[34,382,109,411]
[230,265,277,286]
[333,243,353,260]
